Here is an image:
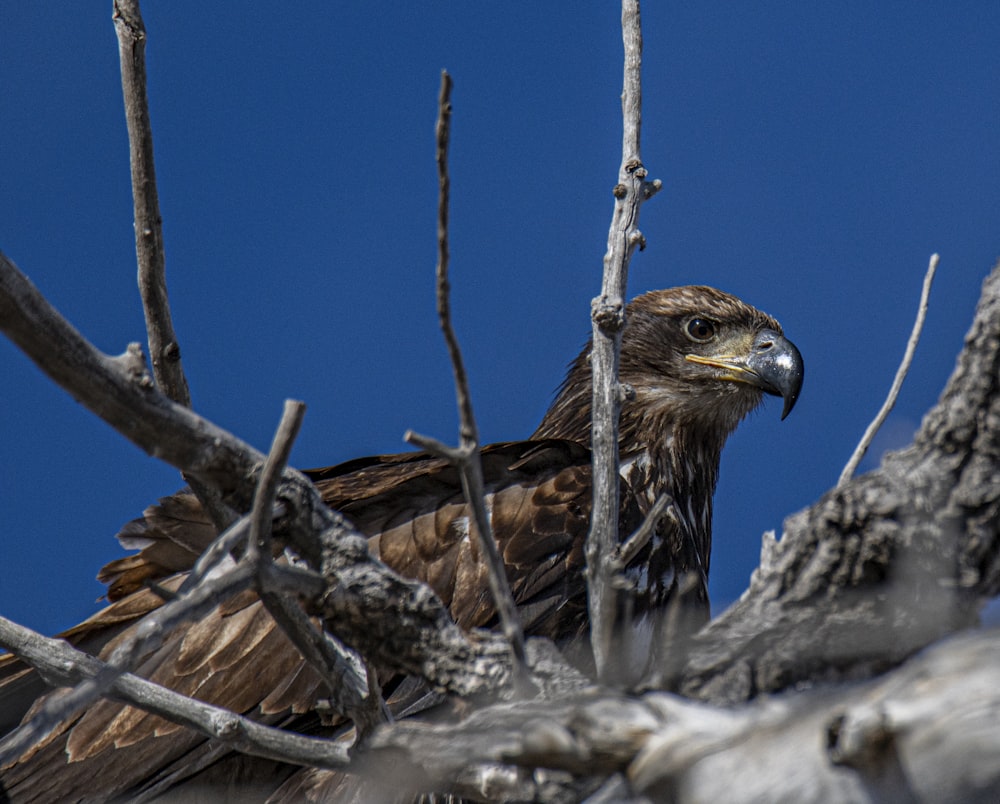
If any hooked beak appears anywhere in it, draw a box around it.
[686,328,804,419]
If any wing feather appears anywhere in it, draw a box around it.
[1,438,629,801]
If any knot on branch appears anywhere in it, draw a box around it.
[642,178,663,200]
[163,341,182,363]
[591,296,625,333]
[612,183,627,199]
[629,230,648,252]
[113,342,154,387]
[624,158,645,176]
[826,706,898,770]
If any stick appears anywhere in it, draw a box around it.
[838,253,939,487]
[587,0,662,680]
[113,0,234,533]
[0,610,349,772]
[249,401,387,734]
[0,251,513,697]
[405,71,529,682]
[113,0,186,404]
[248,400,307,560]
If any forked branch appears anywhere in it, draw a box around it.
[405,71,528,681]
[0,250,515,699]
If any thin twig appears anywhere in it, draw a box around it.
[258,579,388,737]
[247,399,307,561]
[0,250,514,698]
[615,493,673,568]
[0,562,256,765]
[587,0,662,681]
[176,513,256,596]
[113,0,233,534]
[404,71,529,682]
[113,0,186,404]
[0,555,327,768]
[248,401,387,735]
[838,253,939,487]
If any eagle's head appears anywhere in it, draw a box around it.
[619,285,803,446]
[535,285,803,455]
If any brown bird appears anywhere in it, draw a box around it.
[0,286,802,802]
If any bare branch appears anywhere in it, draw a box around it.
[675,259,1000,706]
[248,399,306,561]
[0,250,513,696]
[404,71,529,681]
[177,513,256,596]
[615,493,673,568]
[114,0,234,535]
[248,400,386,735]
[588,0,663,680]
[838,253,940,487]
[258,582,386,737]
[113,0,186,405]
[0,561,255,765]
[364,629,1000,803]
[0,612,350,772]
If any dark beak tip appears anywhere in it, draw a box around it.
[750,330,803,421]
[780,393,798,421]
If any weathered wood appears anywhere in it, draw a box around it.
[363,628,1000,803]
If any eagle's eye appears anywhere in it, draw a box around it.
[685,317,716,343]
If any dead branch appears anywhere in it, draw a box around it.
[587,0,663,680]
[0,250,514,697]
[0,611,351,772]
[113,0,186,404]
[114,0,233,533]
[404,70,528,680]
[250,400,385,735]
[0,1,997,795]
[363,628,1000,803]
[248,399,306,561]
[305,258,1000,797]
[839,253,940,487]
[615,493,673,569]
[0,563,257,766]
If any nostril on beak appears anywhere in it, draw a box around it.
[754,328,782,354]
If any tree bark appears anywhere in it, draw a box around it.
[364,628,1000,803]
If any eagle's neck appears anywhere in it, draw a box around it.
[533,369,734,590]
[619,412,727,603]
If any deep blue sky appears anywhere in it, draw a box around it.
[2,4,998,638]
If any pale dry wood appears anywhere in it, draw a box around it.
[588,0,663,680]
[0,559,295,767]
[839,253,940,487]
[362,629,1000,803]
[248,399,306,559]
[114,0,233,533]
[0,611,351,772]
[331,259,1000,799]
[248,399,386,735]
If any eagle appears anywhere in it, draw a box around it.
[0,286,802,802]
